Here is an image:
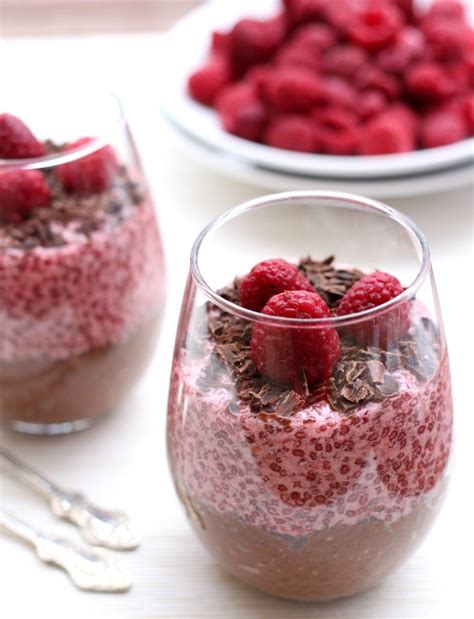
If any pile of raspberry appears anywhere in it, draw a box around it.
[239,258,407,390]
[188,0,474,155]
[0,113,118,224]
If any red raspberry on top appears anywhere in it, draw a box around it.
[188,55,232,106]
[56,137,118,195]
[0,114,45,159]
[240,258,314,311]
[337,271,409,348]
[0,169,50,224]
[251,290,341,388]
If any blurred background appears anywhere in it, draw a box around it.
[2,0,201,35]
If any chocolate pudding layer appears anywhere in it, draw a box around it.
[0,164,165,430]
[167,263,453,600]
[178,480,447,601]
[0,311,161,428]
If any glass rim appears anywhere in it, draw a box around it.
[0,91,125,171]
[190,191,431,328]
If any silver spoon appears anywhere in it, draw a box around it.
[0,510,132,592]
[0,447,141,550]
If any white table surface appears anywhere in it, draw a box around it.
[1,33,473,619]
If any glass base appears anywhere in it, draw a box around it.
[10,417,96,435]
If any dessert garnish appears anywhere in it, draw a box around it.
[0,169,50,224]
[196,256,438,416]
[56,137,118,194]
[0,113,45,159]
[0,114,142,247]
[251,290,341,387]
[240,258,313,311]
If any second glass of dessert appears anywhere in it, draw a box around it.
[167,191,452,601]
[0,92,165,434]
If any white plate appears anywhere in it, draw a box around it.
[161,0,474,180]
[166,115,474,198]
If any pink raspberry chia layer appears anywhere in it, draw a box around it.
[169,338,451,538]
[0,198,164,362]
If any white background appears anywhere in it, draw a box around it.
[0,33,473,618]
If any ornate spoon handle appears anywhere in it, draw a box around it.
[0,447,141,550]
[0,511,133,592]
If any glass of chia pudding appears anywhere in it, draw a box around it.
[0,93,165,434]
[167,191,452,601]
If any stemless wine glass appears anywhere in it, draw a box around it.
[0,90,165,434]
[167,191,453,601]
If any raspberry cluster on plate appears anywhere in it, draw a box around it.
[188,0,474,155]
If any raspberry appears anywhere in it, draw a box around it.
[356,65,401,100]
[426,0,465,21]
[420,108,469,149]
[336,272,409,348]
[0,114,45,159]
[393,0,415,21]
[251,290,341,388]
[245,65,274,96]
[376,27,425,74]
[405,62,453,100]
[229,16,286,73]
[264,115,317,152]
[216,83,268,142]
[292,23,337,53]
[318,77,358,110]
[274,42,321,72]
[0,169,50,223]
[240,259,314,311]
[388,103,419,133]
[358,90,388,119]
[264,67,321,113]
[188,55,232,106]
[56,137,118,194]
[283,0,326,29]
[211,30,231,55]
[358,109,416,155]
[273,41,321,73]
[422,17,469,62]
[321,46,369,78]
[346,1,403,52]
[312,108,359,155]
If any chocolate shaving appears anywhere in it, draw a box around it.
[299,256,364,308]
